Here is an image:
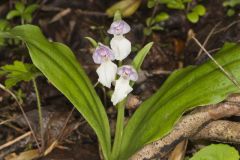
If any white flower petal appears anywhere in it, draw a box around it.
[97,60,117,88]
[118,65,138,81]
[93,44,114,64]
[107,20,131,35]
[110,35,131,61]
[111,77,133,105]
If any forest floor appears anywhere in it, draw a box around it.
[0,0,240,160]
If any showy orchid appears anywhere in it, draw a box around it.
[92,18,138,105]
[111,65,138,105]
[108,20,131,61]
[93,43,117,88]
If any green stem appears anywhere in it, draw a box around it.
[118,61,122,66]
[111,100,126,160]
[32,78,44,151]
[21,17,24,25]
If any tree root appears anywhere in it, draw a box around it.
[192,120,240,143]
[131,95,240,160]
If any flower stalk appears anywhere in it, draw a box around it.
[111,100,126,159]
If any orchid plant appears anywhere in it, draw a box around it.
[1,11,240,160]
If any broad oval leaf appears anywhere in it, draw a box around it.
[187,12,199,23]
[119,43,240,159]
[5,25,111,160]
[192,4,206,16]
[190,144,239,160]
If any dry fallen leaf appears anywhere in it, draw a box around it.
[4,149,40,160]
[106,0,141,17]
[168,140,188,160]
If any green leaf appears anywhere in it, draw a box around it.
[24,4,39,14]
[118,43,240,159]
[151,25,163,31]
[85,37,98,48]
[187,12,199,23]
[15,2,25,13]
[155,12,169,22]
[193,4,206,16]
[1,61,40,88]
[166,0,185,10]
[106,0,141,17]
[0,20,10,46]
[3,25,111,160]
[190,144,240,160]
[227,9,235,16]
[183,0,192,2]
[132,42,153,72]
[143,27,152,36]
[0,20,10,31]
[147,0,157,8]
[6,10,21,20]
[223,0,240,7]
[22,13,32,23]
[146,17,155,27]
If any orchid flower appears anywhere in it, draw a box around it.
[111,65,138,105]
[93,43,117,88]
[108,20,131,61]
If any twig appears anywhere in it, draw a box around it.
[75,9,107,17]
[50,8,71,23]
[191,36,240,90]
[195,23,221,59]
[57,107,75,141]
[0,117,16,125]
[213,19,240,35]
[4,123,25,133]
[0,131,31,150]
[0,84,41,151]
[43,107,75,156]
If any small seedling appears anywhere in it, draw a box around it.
[148,0,192,10]
[144,12,169,36]
[187,4,206,23]
[223,0,240,16]
[0,61,41,88]
[6,1,39,24]
[0,60,44,150]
